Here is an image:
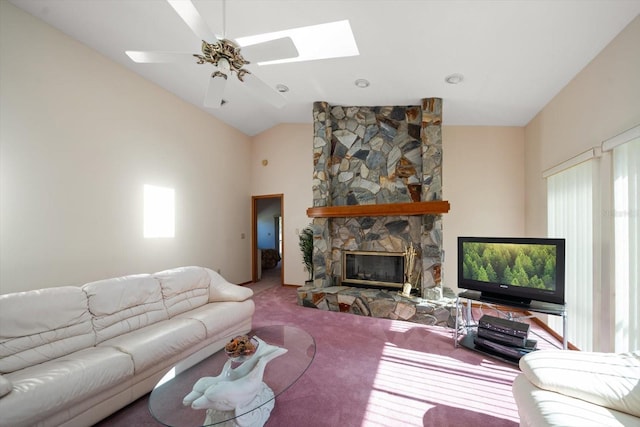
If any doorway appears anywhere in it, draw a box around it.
[251,194,284,285]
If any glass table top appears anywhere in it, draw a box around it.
[148,325,315,427]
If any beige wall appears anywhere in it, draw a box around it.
[0,2,253,293]
[524,15,639,351]
[250,124,314,286]
[250,123,526,289]
[1,0,526,295]
[443,126,525,290]
[525,15,640,237]
[12,0,633,297]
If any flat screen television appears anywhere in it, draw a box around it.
[458,236,565,306]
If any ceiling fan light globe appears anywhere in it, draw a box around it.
[217,57,231,74]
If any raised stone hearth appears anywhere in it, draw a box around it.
[297,285,459,327]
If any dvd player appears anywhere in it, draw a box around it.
[477,327,527,347]
[474,336,536,360]
[478,314,529,338]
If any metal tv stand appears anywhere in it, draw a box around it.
[454,290,568,354]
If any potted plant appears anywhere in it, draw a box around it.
[298,225,314,284]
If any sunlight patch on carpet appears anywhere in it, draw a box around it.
[363,390,436,426]
[363,343,521,424]
[387,321,421,333]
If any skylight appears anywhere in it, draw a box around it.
[235,20,359,65]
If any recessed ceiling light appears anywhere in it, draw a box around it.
[445,73,464,84]
[355,79,370,88]
[276,84,289,93]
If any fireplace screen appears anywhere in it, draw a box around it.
[342,251,405,289]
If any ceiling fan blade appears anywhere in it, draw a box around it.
[167,0,219,42]
[204,76,227,109]
[241,37,298,64]
[126,51,196,64]
[243,73,286,109]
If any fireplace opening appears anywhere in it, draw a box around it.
[342,251,405,289]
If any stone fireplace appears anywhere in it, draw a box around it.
[297,98,456,326]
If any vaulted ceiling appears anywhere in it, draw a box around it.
[9,0,640,135]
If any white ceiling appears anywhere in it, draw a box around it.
[9,0,640,136]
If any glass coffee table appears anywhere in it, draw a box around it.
[149,325,315,427]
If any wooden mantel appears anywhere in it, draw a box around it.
[306,201,450,218]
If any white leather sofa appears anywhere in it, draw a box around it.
[512,349,640,426]
[0,266,255,427]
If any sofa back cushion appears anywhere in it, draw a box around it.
[0,286,95,373]
[83,274,168,343]
[153,266,210,317]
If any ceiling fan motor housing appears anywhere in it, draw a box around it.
[194,39,250,81]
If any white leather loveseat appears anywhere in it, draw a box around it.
[0,266,255,427]
[512,349,640,426]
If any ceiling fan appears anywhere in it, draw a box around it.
[126,0,299,109]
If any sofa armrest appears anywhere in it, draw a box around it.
[519,349,640,418]
[205,268,253,302]
[512,373,640,427]
[0,375,12,398]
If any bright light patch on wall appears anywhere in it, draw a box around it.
[236,20,359,65]
[144,184,175,238]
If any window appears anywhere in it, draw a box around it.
[547,159,595,351]
[545,124,639,352]
[611,136,639,352]
[144,184,175,238]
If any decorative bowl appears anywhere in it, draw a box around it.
[224,335,258,362]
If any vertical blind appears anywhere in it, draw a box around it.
[612,137,639,352]
[547,160,594,351]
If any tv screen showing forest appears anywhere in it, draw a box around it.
[461,242,557,291]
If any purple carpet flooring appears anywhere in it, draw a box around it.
[96,278,560,426]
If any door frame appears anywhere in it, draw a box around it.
[251,194,284,285]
